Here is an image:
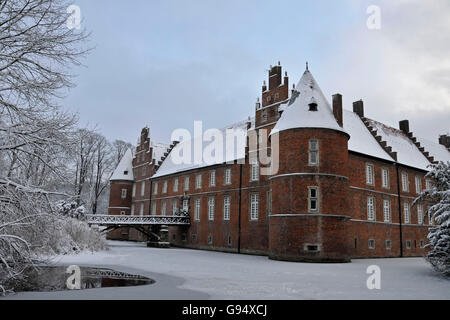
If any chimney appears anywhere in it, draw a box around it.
[283,71,289,89]
[399,120,410,134]
[268,64,282,90]
[439,134,450,149]
[353,100,364,118]
[332,94,343,127]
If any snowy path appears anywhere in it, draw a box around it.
[3,241,449,300]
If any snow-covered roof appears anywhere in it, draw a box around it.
[270,70,347,136]
[152,119,251,178]
[151,141,170,164]
[366,119,431,171]
[415,136,450,164]
[110,149,134,181]
[343,110,394,162]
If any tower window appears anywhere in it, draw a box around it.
[308,187,319,212]
[367,196,375,221]
[121,189,127,199]
[308,139,319,166]
[262,110,267,122]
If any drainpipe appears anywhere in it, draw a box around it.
[395,163,403,257]
[238,164,243,254]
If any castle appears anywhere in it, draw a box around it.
[107,63,450,262]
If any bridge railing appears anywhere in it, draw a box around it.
[86,214,190,226]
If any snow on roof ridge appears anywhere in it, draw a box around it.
[270,69,347,136]
[110,148,134,181]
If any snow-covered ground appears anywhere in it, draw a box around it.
[3,241,449,300]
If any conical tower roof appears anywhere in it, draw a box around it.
[110,148,134,181]
[270,68,348,136]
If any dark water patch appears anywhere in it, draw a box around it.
[14,266,154,292]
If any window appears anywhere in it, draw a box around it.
[367,196,375,221]
[401,172,409,192]
[182,199,189,212]
[194,198,201,221]
[227,235,232,246]
[192,234,197,241]
[251,159,259,181]
[383,199,390,222]
[427,206,433,225]
[172,200,178,215]
[207,235,213,245]
[308,187,319,212]
[132,184,136,197]
[120,211,126,216]
[250,193,259,220]
[121,189,127,199]
[223,196,231,220]
[210,170,216,187]
[415,176,421,194]
[419,240,424,248]
[262,110,267,122]
[196,174,202,189]
[405,240,411,249]
[381,168,389,188]
[153,182,158,195]
[173,178,178,192]
[181,234,187,242]
[208,197,215,221]
[142,166,146,176]
[404,201,410,224]
[368,239,375,249]
[162,181,167,193]
[141,181,145,196]
[309,139,319,166]
[139,203,144,216]
[386,240,391,250]
[225,168,231,185]
[425,179,432,190]
[152,202,156,215]
[184,176,189,191]
[417,204,423,225]
[366,164,374,185]
[267,190,272,215]
[130,205,134,216]
[161,201,167,216]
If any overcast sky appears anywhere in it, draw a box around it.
[64,0,450,145]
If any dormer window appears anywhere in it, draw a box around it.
[309,97,318,111]
[123,170,128,175]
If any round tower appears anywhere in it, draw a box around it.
[268,68,351,262]
[107,148,134,240]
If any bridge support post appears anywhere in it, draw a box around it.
[147,225,170,248]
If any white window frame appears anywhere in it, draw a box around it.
[210,170,216,187]
[208,197,215,221]
[366,163,374,185]
[404,201,410,224]
[120,210,126,216]
[196,174,202,189]
[139,203,144,216]
[383,199,390,222]
[162,181,167,193]
[173,178,178,192]
[401,172,409,192]
[308,187,319,213]
[417,204,423,225]
[182,199,189,212]
[184,176,189,191]
[223,195,231,221]
[415,175,421,194]
[172,199,178,215]
[386,240,391,250]
[250,193,259,220]
[368,239,375,249]
[153,182,158,195]
[161,201,166,216]
[367,196,375,221]
[308,139,319,166]
[132,184,136,197]
[225,168,231,185]
[381,168,389,189]
[251,159,259,181]
[141,181,145,197]
[194,198,201,221]
[262,109,267,122]
[121,188,127,199]
[152,202,156,215]
[405,240,411,249]
[130,204,134,216]
[425,179,432,190]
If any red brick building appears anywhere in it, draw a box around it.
[107,63,450,262]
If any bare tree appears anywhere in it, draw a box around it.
[112,140,134,167]
[0,0,90,294]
